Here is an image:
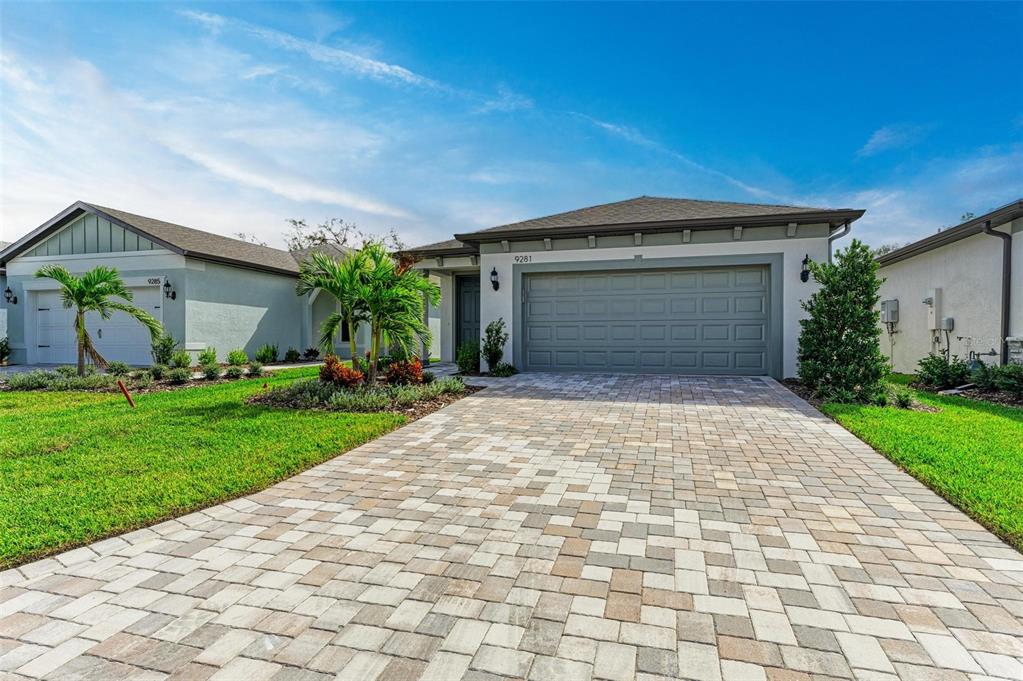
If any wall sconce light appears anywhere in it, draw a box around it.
[163,280,176,300]
[3,286,17,305]
[490,267,500,291]
[800,254,811,283]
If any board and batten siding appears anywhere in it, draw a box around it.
[24,213,159,257]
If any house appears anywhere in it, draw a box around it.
[0,240,9,339]
[408,196,865,378]
[876,199,1023,373]
[0,202,368,366]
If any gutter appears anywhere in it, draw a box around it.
[827,219,852,262]
[981,220,1013,364]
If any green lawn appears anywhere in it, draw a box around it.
[0,368,404,568]
[823,388,1023,551]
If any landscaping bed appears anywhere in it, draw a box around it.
[0,367,404,568]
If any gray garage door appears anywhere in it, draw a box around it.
[523,266,770,374]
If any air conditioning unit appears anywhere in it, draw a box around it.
[880,299,899,324]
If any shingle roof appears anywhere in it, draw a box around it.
[453,195,863,242]
[404,238,476,256]
[88,204,303,274]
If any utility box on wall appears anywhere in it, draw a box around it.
[923,288,942,330]
[880,299,899,324]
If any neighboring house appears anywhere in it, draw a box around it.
[0,202,368,366]
[408,196,864,378]
[877,199,1023,373]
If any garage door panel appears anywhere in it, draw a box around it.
[524,266,770,375]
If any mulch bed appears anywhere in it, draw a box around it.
[781,379,939,412]
[247,384,483,423]
[923,386,1023,409]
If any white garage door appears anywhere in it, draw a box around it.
[35,287,162,366]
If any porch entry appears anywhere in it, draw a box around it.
[456,274,481,350]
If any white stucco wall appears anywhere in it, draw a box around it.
[478,236,831,378]
[877,224,1013,373]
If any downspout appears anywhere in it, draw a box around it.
[981,220,1012,364]
[827,219,852,262]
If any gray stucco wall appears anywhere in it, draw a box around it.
[183,259,303,361]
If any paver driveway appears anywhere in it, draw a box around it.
[2,374,1022,681]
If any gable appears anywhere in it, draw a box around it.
[21,213,159,258]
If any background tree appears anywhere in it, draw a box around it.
[870,242,903,257]
[797,239,888,403]
[233,232,268,246]
[295,250,370,370]
[34,265,163,376]
[285,217,405,252]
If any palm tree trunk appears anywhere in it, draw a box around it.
[76,310,86,377]
[348,319,360,372]
[368,324,380,383]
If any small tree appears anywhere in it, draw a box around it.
[481,318,509,371]
[797,239,888,403]
[34,265,163,376]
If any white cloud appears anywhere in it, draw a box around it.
[475,85,534,114]
[857,123,932,157]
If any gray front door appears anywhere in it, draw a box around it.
[523,266,770,374]
[456,275,481,349]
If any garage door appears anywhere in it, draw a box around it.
[35,287,163,366]
[523,266,770,374]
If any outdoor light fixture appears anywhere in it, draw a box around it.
[3,286,16,305]
[800,254,810,283]
[163,280,176,300]
[490,267,500,291]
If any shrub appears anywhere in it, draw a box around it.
[917,354,970,389]
[224,365,245,380]
[6,369,115,391]
[227,349,248,366]
[993,362,1023,397]
[0,336,9,364]
[302,347,320,360]
[167,367,191,384]
[892,387,913,409]
[797,239,888,403]
[150,364,167,380]
[320,355,365,388]
[133,371,153,389]
[56,364,88,377]
[255,343,279,364]
[422,371,436,384]
[972,362,998,391]
[258,375,467,412]
[481,318,509,370]
[248,361,265,376]
[198,347,218,365]
[387,358,424,385]
[201,363,221,380]
[151,333,177,365]
[106,361,131,376]
[488,362,518,377]
[456,341,480,374]
[284,347,301,363]
[327,389,391,412]
[170,350,192,369]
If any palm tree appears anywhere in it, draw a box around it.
[358,242,440,382]
[34,265,163,376]
[295,249,370,370]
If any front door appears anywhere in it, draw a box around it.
[456,275,481,350]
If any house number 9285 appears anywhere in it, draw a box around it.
[513,255,532,263]
[147,278,162,285]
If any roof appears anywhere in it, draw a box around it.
[0,201,343,276]
[403,238,477,257]
[452,195,864,243]
[877,199,1023,267]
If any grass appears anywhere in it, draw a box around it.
[823,386,1023,551]
[0,367,404,568]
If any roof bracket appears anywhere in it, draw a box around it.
[587,235,597,248]
[682,229,692,244]
[543,238,552,251]
[787,222,798,237]
[500,240,510,253]
[434,256,444,268]
[733,226,743,241]
[633,232,643,246]
[469,255,479,266]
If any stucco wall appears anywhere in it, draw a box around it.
[877,225,1011,373]
[478,236,831,378]
[4,250,188,365]
[183,259,303,361]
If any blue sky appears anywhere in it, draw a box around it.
[2,2,1020,249]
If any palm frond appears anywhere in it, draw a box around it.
[318,312,346,352]
[105,302,164,340]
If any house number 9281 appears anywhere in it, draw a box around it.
[513,255,532,263]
